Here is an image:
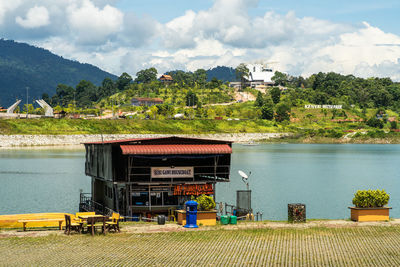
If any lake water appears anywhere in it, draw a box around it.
[1,144,399,220]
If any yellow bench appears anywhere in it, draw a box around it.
[18,218,65,231]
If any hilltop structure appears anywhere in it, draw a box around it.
[246,64,275,86]
[230,63,275,89]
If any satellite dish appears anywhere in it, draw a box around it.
[238,170,248,179]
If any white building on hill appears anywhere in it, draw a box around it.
[246,64,275,87]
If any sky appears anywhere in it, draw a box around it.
[1,0,400,80]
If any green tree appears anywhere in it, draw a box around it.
[75,80,97,107]
[98,77,116,99]
[390,120,398,130]
[135,68,157,84]
[149,105,158,119]
[366,117,384,129]
[275,102,291,122]
[254,91,265,107]
[194,69,208,88]
[261,101,274,120]
[186,91,199,106]
[305,113,314,123]
[116,72,133,90]
[235,63,249,90]
[270,87,281,104]
[272,71,288,86]
[41,93,50,104]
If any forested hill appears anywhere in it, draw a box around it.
[206,66,237,82]
[0,39,117,106]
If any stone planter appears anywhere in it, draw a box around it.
[176,210,217,226]
[349,207,392,222]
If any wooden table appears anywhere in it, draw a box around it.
[18,219,64,231]
[78,215,107,236]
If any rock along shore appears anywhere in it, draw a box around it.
[0,133,290,148]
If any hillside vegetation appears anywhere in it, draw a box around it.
[0,39,117,106]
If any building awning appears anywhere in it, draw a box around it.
[120,144,232,155]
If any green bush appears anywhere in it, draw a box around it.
[366,117,384,129]
[390,121,398,130]
[194,195,216,211]
[352,189,389,208]
[367,130,386,138]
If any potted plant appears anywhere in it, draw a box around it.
[349,189,391,222]
[177,195,217,226]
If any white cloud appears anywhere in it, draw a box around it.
[66,0,123,45]
[1,0,400,81]
[0,0,22,24]
[297,23,400,77]
[16,6,50,28]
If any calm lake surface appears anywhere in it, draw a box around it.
[1,144,399,220]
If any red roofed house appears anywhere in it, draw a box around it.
[131,97,164,106]
[159,74,173,82]
[82,136,232,218]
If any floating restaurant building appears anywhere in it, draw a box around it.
[82,137,232,217]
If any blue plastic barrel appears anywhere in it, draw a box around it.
[184,200,199,228]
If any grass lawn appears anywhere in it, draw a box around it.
[1,225,400,266]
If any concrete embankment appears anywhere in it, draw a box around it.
[0,133,290,147]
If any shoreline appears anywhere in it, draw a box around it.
[1,133,399,148]
[0,133,290,148]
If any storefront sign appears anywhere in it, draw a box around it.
[151,167,194,178]
[174,184,214,196]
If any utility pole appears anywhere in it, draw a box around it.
[26,87,29,119]
[112,98,114,118]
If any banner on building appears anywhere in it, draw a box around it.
[151,167,194,178]
[173,184,214,196]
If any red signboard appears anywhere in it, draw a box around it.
[173,184,214,196]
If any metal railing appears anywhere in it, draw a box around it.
[79,192,115,217]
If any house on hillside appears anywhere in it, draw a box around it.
[131,97,164,106]
[159,75,173,83]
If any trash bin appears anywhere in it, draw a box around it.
[288,203,306,223]
[157,215,165,225]
[184,200,198,228]
[229,215,237,225]
[220,215,229,225]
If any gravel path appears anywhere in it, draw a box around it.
[0,133,290,147]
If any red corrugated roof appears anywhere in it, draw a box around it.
[120,144,232,155]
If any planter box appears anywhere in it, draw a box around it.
[176,210,217,226]
[349,207,392,222]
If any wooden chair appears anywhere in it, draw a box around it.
[75,212,95,224]
[168,208,176,222]
[106,212,121,232]
[87,216,106,236]
[64,215,82,235]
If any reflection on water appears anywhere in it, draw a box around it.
[1,144,400,220]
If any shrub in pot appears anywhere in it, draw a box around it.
[194,194,216,211]
[350,189,391,222]
[352,189,389,208]
[177,195,217,226]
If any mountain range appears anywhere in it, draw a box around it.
[0,39,117,107]
[0,39,237,107]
